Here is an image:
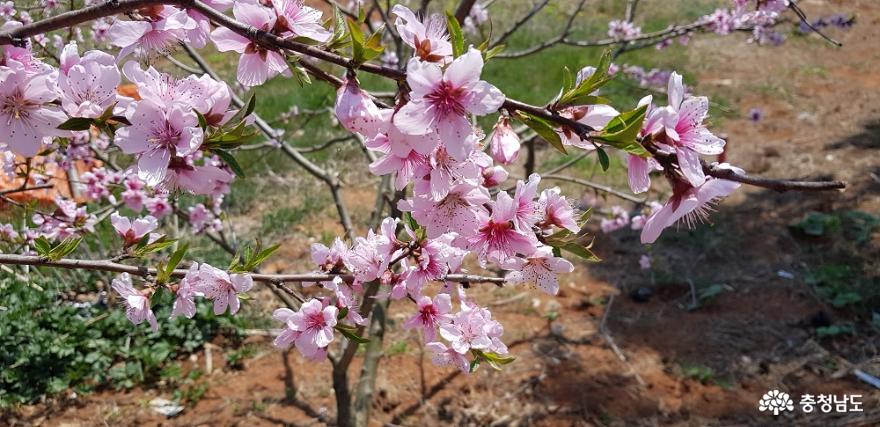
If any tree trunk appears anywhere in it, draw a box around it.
[353,300,390,427]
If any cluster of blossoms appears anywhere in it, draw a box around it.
[0,196,98,247]
[463,3,490,35]
[271,215,514,369]
[209,0,330,86]
[797,13,855,34]
[0,34,241,195]
[701,0,791,44]
[0,0,829,381]
[607,19,642,40]
[611,64,675,91]
[111,262,253,332]
[621,72,743,244]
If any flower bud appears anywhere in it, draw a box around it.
[488,117,521,165]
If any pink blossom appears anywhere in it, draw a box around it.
[112,273,158,332]
[409,183,489,239]
[0,2,15,19]
[0,64,67,157]
[273,299,338,360]
[503,246,573,296]
[268,0,331,42]
[322,277,367,326]
[660,72,725,187]
[146,196,172,218]
[114,99,203,186]
[91,19,111,43]
[272,307,302,350]
[489,116,520,165]
[57,43,120,118]
[481,166,508,188]
[211,2,290,86]
[627,96,665,194]
[705,8,736,35]
[608,19,642,40]
[600,206,630,233]
[335,77,385,138]
[394,48,505,160]
[166,157,234,196]
[425,341,469,372]
[391,5,452,63]
[538,187,579,233]
[171,264,201,319]
[345,230,390,282]
[423,146,482,199]
[121,62,231,117]
[468,191,537,264]
[627,154,662,194]
[439,304,505,355]
[557,104,620,149]
[404,293,452,341]
[109,6,196,59]
[110,212,158,246]
[194,263,253,315]
[640,164,743,243]
[368,145,430,191]
[188,203,215,233]
[512,174,542,231]
[0,223,18,240]
[405,234,457,294]
[311,237,350,272]
[121,175,147,211]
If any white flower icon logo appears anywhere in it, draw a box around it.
[758,389,795,415]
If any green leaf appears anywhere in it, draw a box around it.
[472,350,516,371]
[34,237,52,257]
[97,103,117,122]
[337,307,349,321]
[57,117,94,131]
[597,148,610,171]
[213,149,245,178]
[514,111,566,154]
[195,110,208,130]
[564,95,612,106]
[166,243,188,276]
[557,242,600,262]
[557,49,615,107]
[327,6,350,50]
[224,94,256,128]
[291,64,312,86]
[562,66,574,92]
[133,235,177,257]
[402,212,418,233]
[336,325,369,344]
[47,237,82,261]
[482,44,505,61]
[593,104,649,156]
[244,243,280,271]
[361,25,386,62]
[445,11,466,58]
[347,18,367,63]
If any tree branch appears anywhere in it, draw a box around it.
[540,174,645,203]
[454,0,478,24]
[0,254,506,284]
[703,163,847,192]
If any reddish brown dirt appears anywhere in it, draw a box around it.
[7,0,880,426]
